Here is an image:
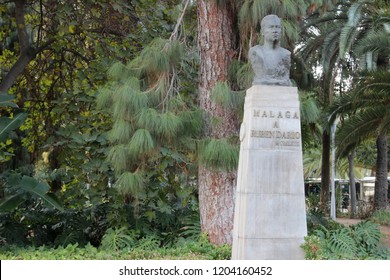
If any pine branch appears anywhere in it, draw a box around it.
[169,0,191,42]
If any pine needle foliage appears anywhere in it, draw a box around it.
[211,82,245,113]
[156,112,184,142]
[229,60,253,90]
[136,108,160,132]
[95,1,201,222]
[107,145,130,174]
[96,86,113,110]
[128,129,156,159]
[130,38,184,79]
[109,119,134,144]
[115,171,145,197]
[112,79,147,120]
[107,62,132,82]
[199,138,239,171]
[178,110,203,138]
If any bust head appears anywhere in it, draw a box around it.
[260,15,282,46]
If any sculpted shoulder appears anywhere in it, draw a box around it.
[280,47,291,57]
[248,45,263,60]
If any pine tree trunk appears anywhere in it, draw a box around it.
[374,134,388,209]
[197,0,238,245]
[320,131,330,212]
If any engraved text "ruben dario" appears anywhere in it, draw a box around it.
[251,130,301,139]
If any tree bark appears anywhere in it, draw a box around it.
[197,0,238,245]
[348,148,356,217]
[320,131,330,212]
[374,134,388,209]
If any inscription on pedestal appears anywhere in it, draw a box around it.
[253,109,299,119]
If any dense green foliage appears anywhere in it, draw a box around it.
[0,234,231,260]
[0,0,389,258]
[371,209,390,227]
[0,0,201,250]
[302,221,389,260]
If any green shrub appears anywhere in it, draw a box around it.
[0,234,231,260]
[370,209,390,226]
[306,209,343,234]
[99,227,137,251]
[302,221,389,259]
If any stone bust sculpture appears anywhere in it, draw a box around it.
[248,15,292,86]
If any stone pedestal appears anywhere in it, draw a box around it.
[231,85,307,260]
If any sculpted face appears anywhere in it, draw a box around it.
[261,15,281,44]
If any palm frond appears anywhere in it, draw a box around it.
[303,148,322,178]
[347,0,365,27]
[299,92,320,124]
[336,108,384,154]
[355,31,390,58]
[324,30,342,71]
[339,24,358,59]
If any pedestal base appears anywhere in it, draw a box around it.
[231,85,307,260]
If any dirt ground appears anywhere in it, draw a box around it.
[336,218,390,248]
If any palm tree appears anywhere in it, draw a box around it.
[297,4,351,211]
[298,0,390,211]
[328,71,390,209]
[329,0,390,210]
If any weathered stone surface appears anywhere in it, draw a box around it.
[248,15,292,86]
[231,85,307,260]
